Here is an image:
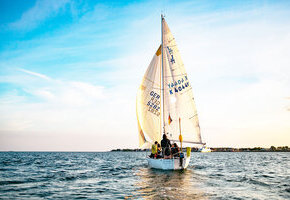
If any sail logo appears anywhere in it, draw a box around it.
[147,91,160,116]
[168,76,189,95]
[167,46,175,64]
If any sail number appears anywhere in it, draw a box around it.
[167,46,175,64]
[168,76,190,95]
[147,91,160,116]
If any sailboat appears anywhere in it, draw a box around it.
[200,146,212,153]
[136,15,205,170]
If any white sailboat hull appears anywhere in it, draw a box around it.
[201,149,211,153]
[200,147,212,153]
[147,156,190,170]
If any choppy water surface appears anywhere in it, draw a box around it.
[0,152,289,199]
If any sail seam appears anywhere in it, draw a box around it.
[189,114,198,119]
[163,73,187,77]
[144,77,161,86]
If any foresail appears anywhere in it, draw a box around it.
[162,18,202,144]
[136,46,162,147]
[136,107,146,147]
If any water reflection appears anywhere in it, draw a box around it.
[134,167,207,200]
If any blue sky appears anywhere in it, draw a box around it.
[0,0,290,151]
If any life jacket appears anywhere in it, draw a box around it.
[151,144,157,154]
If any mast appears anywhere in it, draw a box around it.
[161,14,165,139]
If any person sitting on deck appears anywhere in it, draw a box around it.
[156,143,162,159]
[171,143,180,158]
[161,134,171,159]
[150,141,158,158]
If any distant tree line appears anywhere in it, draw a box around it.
[210,146,289,152]
[111,146,290,152]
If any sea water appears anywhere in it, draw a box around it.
[0,152,289,199]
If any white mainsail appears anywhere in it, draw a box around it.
[162,18,202,145]
[136,16,203,148]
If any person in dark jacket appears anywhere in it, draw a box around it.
[171,143,180,158]
[161,134,171,159]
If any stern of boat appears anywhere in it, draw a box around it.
[147,155,190,170]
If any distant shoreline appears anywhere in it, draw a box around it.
[111,146,290,152]
[0,146,288,153]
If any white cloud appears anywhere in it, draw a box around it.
[15,69,106,106]
[18,68,52,80]
[32,89,55,100]
[9,0,70,31]
[0,81,136,151]
[70,81,104,99]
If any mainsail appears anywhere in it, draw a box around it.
[162,18,202,144]
[136,16,203,148]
